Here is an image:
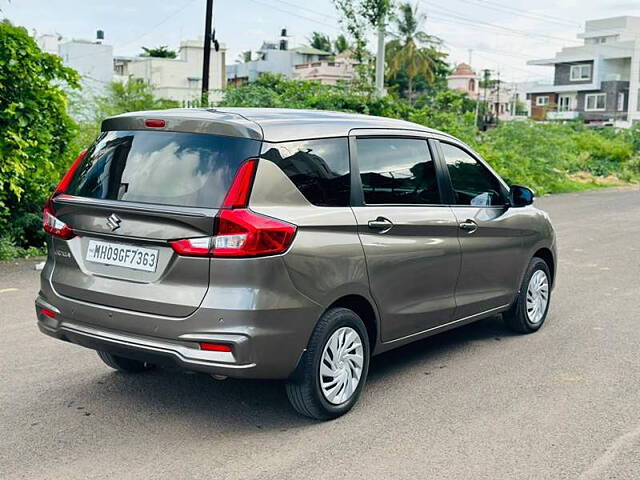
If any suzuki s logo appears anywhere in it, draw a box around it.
[106,213,122,231]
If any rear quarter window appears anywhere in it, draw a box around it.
[67,130,261,208]
[260,138,350,207]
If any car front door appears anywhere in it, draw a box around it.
[350,133,461,342]
[436,140,525,319]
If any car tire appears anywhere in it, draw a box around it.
[504,257,552,334]
[97,351,155,373]
[285,307,370,420]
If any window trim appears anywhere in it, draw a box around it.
[570,64,592,82]
[536,96,550,106]
[348,134,449,208]
[558,94,572,112]
[617,92,625,112]
[585,92,607,112]
[434,139,510,208]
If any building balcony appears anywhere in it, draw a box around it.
[547,111,581,120]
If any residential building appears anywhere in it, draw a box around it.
[526,16,640,127]
[293,52,358,85]
[227,31,333,86]
[38,31,113,97]
[114,39,226,104]
[447,63,527,121]
[447,63,480,99]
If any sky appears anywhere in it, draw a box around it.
[3,0,640,84]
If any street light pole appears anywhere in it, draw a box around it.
[201,0,214,106]
[375,20,385,96]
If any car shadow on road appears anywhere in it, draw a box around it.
[36,315,517,433]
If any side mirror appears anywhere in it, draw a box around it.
[509,185,534,207]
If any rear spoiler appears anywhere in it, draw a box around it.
[101,112,262,140]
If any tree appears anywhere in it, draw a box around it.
[237,50,252,63]
[334,34,350,54]
[308,32,332,53]
[385,2,446,104]
[333,0,392,76]
[0,20,79,252]
[141,45,177,58]
[91,79,179,120]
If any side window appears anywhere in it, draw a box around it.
[260,138,350,207]
[356,137,440,205]
[440,142,505,206]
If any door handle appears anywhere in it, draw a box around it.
[459,219,478,233]
[368,217,394,233]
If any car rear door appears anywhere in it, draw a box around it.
[349,131,461,342]
[49,129,261,317]
[434,139,524,319]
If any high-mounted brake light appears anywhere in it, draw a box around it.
[170,158,297,258]
[145,119,166,128]
[42,150,87,240]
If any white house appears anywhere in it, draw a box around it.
[526,16,640,127]
[38,31,113,97]
[114,39,227,104]
[227,32,334,86]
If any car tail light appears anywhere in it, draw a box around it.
[39,307,57,319]
[42,150,87,240]
[199,342,232,352]
[170,158,297,258]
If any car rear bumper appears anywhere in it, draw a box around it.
[35,286,320,379]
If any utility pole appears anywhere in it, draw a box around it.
[375,18,385,96]
[201,0,214,106]
[496,70,501,126]
[482,68,491,130]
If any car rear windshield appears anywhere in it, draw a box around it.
[66,130,261,208]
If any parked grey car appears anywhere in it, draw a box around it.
[36,108,556,419]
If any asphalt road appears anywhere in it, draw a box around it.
[1,187,639,480]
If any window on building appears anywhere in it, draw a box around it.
[558,95,572,112]
[570,64,592,81]
[469,79,475,91]
[356,137,440,205]
[536,96,550,106]
[585,93,606,111]
[617,92,625,112]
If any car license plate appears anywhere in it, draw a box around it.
[86,240,159,272]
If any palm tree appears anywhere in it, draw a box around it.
[386,2,444,104]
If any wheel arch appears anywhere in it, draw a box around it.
[327,294,379,351]
[533,247,555,288]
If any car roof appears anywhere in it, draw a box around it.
[102,107,448,143]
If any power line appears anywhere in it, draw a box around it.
[423,2,580,46]
[241,0,340,31]
[464,0,582,28]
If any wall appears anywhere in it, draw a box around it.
[554,60,594,86]
[59,41,113,97]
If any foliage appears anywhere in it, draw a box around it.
[334,34,350,54]
[237,50,252,63]
[221,74,639,197]
[141,45,177,58]
[385,2,446,104]
[308,32,332,53]
[0,19,79,258]
[333,0,393,90]
[94,79,180,119]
